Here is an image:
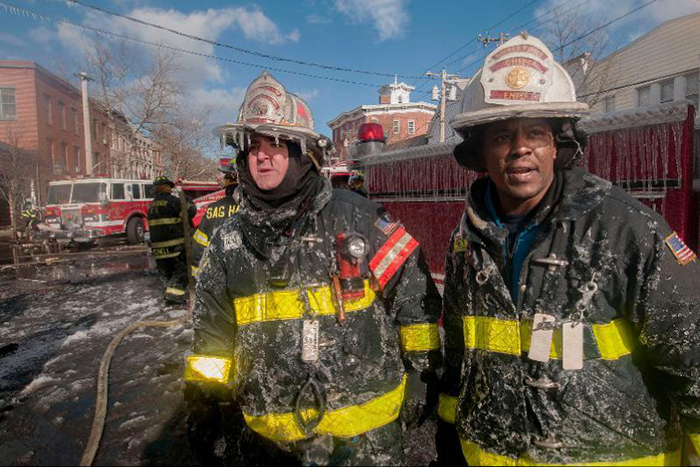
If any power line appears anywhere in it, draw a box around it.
[0,1,382,88]
[61,0,430,81]
[418,0,543,78]
[457,0,660,74]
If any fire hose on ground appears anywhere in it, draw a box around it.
[79,190,194,466]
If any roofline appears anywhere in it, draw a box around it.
[327,101,437,127]
[597,11,700,65]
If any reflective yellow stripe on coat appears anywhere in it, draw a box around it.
[234,281,375,325]
[244,375,406,442]
[183,355,233,384]
[462,316,634,360]
[460,440,680,466]
[149,216,181,226]
[399,323,440,352]
[193,229,209,247]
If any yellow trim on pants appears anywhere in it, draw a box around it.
[151,237,185,248]
[399,323,440,352]
[149,216,181,226]
[438,393,458,424]
[244,375,406,442]
[460,440,680,466]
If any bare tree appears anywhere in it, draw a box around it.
[152,107,219,181]
[538,5,620,108]
[75,38,184,178]
[0,125,39,239]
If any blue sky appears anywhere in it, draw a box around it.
[1,0,699,147]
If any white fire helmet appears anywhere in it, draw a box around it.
[215,71,334,171]
[450,33,589,171]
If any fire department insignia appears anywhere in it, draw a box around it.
[505,67,530,89]
[453,237,469,254]
[665,232,697,265]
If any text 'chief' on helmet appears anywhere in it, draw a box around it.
[450,33,589,172]
[214,71,334,171]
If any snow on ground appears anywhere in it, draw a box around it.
[0,267,197,466]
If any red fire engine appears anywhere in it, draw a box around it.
[43,178,221,245]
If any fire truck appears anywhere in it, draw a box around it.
[43,178,221,245]
[357,101,699,289]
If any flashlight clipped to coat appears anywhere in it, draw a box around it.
[332,232,368,322]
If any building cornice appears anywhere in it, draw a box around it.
[327,102,437,127]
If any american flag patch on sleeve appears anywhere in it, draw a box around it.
[665,232,697,266]
[375,213,400,236]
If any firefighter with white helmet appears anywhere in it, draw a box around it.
[438,32,700,466]
[184,71,441,465]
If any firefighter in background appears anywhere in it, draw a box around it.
[184,71,441,465]
[147,175,196,305]
[437,33,700,466]
[347,170,368,198]
[19,202,40,241]
[190,158,241,278]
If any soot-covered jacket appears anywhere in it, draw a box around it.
[440,168,700,465]
[147,192,196,260]
[186,180,441,443]
[191,195,240,277]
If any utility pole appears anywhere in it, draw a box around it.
[426,68,460,143]
[77,72,94,175]
[477,31,509,48]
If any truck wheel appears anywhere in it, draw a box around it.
[126,217,145,244]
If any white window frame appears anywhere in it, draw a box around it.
[408,120,415,134]
[660,79,674,104]
[392,119,400,134]
[44,94,52,125]
[637,86,651,107]
[0,87,17,120]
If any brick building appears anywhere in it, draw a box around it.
[0,61,163,205]
[327,80,436,162]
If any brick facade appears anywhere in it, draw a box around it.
[0,61,163,204]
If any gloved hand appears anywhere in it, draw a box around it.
[402,370,439,429]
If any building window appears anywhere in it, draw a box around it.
[408,120,415,134]
[44,94,52,125]
[685,71,699,108]
[92,119,98,142]
[74,146,81,174]
[637,86,651,107]
[71,107,78,135]
[59,101,66,130]
[660,79,674,104]
[101,123,107,145]
[370,117,378,123]
[392,119,400,134]
[0,87,17,120]
[61,142,68,170]
[604,96,616,113]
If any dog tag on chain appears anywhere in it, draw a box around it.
[301,320,320,363]
[562,321,584,370]
[528,313,556,363]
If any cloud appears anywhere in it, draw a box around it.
[334,0,409,41]
[190,86,246,123]
[56,6,298,86]
[0,33,25,47]
[646,0,700,23]
[28,26,53,45]
[294,89,319,101]
[307,14,332,24]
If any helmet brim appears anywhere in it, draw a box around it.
[450,102,589,136]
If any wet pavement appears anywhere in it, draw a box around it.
[0,251,438,466]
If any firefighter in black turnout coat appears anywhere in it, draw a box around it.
[437,33,700,466]
[184,71,441,466]
[191,159,240,279]
[147,176,196,305]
